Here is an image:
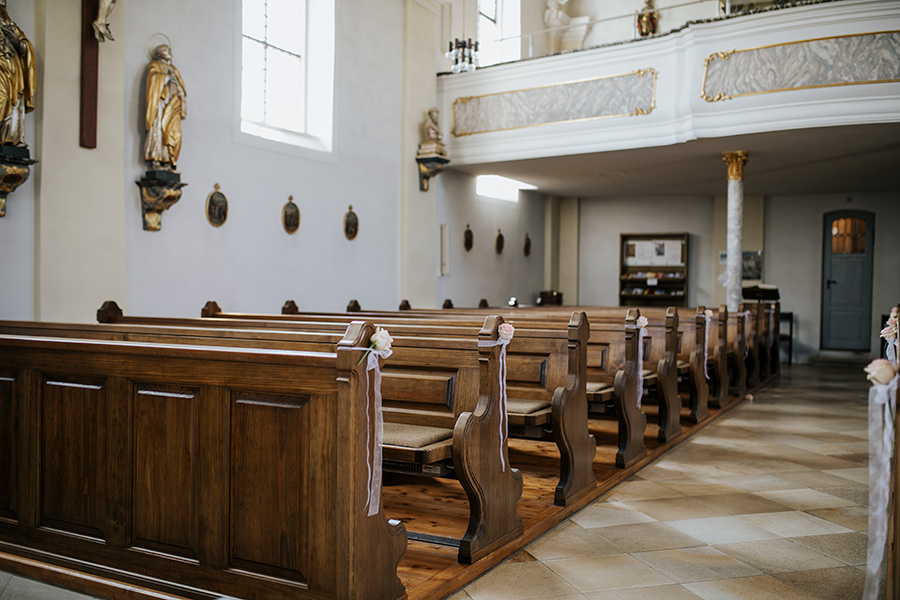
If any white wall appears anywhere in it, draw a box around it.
[435,170,545,307]
[578,196,715,307]
[765,193,900,363]
[121,0,405,316]
[0,2,35,321]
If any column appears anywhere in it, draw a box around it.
[722,151,748,312]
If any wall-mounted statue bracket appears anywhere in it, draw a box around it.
[416,107,450,191]
[136,169,187,231]
[0,145,36,218]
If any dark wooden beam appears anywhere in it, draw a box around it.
[80,0,99,149]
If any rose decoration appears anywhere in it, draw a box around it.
[882,316,898,343]
[371,327,393,352]
[866,359,898,386]
[636,315,648,329]
[705,309,714,318]
[499,323,515,341]
[359,327,393,364]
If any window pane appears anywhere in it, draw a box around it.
[265,46,305,132]
[479,0,497,22]
[243,0,266,39]
[241,38,266,123]
[830,217,866,254]
[267,0,306,55]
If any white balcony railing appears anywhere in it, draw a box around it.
[479,0,832,67]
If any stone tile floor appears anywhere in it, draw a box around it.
[449,363,870,600]
[0,364,872,600]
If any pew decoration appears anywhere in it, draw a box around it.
[636,315,648,407]
[703,309,713,379]
[478,322,514,471]
[864,358,898,599]
[881,306,898,365]
[741,310,751,358]
[355,327,394,517]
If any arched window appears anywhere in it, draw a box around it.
[237,0,334,157]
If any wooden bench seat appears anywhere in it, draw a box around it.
[0,322,407,600]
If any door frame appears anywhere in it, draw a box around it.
[820,209,875,350]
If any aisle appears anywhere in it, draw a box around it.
[449,364,869,600]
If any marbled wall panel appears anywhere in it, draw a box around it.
[702,31,900,101]
[452,69,657,136]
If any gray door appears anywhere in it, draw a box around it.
[821,210,874,350]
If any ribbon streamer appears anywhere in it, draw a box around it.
[703,313,711,380]
[478,337,511,471]
[768,309,775,348]
[740,310,751,359]
[887,339,897,367]
[864,375,898,599]
[353,346,393,517]
[636,327,646,408]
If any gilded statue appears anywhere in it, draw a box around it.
[637,0,659,37]
[144,43,187,170]
[92,0,117,42]
[0,0,35,147]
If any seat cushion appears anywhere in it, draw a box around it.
[586,381,613,394]
[507,398,551,415]
[383,422,452,449]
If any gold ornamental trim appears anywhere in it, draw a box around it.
[701,30,900,102]
[451,68,658,137]
[722,151,749,181]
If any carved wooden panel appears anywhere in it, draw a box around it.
[132,385,199,558]
[231,392,310,582]
[0,373,14,522]
[41,377,106,539]
[382,368,457,409]
[506,354,548,388]
[587,344,608,370]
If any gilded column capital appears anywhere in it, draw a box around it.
[722,151,749,181]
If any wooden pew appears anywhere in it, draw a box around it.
[365,305,683,445]
[25,309,526,565]
[96,303,597,511]
[0,322,407,600]
[197,302,649,470]
[208,303,650,471]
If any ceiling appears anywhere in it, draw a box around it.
[448,122,900,198]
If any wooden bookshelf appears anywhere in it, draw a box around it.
[619,233,689,307]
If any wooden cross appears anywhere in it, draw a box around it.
[80,0,99,149]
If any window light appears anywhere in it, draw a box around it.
[476,175,537,202]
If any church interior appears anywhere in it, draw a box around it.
[0,0,898,599]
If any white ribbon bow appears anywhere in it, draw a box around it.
[864,374,898,599]
[887,339,898,367]
[478,337,511,471]
[354,346,393,517]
